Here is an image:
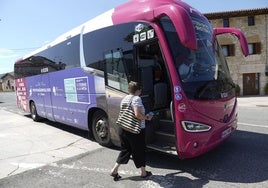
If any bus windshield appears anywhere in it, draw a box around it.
[160,16,235,100]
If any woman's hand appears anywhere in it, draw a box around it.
[146,115,153,121]
[133,106,152,121]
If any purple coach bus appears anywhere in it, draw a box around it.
[14,0,248,158]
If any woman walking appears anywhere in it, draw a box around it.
[110,81,153,181]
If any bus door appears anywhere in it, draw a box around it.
[135,41,170,112]
[135,41,176,154]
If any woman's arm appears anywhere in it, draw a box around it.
[133,106,152,121]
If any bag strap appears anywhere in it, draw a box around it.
[127,95,135,108]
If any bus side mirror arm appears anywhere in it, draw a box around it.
[213,27,249,56]
[112,2,198,50]
[154,5,197,50]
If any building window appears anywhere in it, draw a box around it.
[221,44,235,56]
[248,16,255,26]
[248,43,261,55]
[223,18,229,27]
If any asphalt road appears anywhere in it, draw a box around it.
[0,92,267,188]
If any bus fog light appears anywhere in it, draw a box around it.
[193,142,198,148]
[181,121,211,132]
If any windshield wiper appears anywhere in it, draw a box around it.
[196,80,217,99]
[197,80,235,99]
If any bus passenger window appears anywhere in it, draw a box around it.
[105,49,128,92]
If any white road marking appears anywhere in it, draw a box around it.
[238,122,268,129]
[10,162,46,169]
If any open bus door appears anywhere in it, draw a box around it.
[134,40,177,154]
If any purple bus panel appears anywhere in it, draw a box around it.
[26,68,103,130]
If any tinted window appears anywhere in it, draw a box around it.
[14,57,46,78]
[38,35,80,69]
[83,23,137,70]
[160,16,235,100]
[14,35,80,79]
[83,22,153,91]
[104,49,129,92]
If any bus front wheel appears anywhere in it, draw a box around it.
[91,111,112,147]
[30,102,41,122]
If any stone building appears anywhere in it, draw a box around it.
[205,8,268,96]
[0,72,15,92]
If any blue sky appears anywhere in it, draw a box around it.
[0,0,267,74]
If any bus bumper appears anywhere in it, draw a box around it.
[177,119,237,159]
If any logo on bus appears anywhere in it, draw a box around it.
[178,103,186,112]
[133,24,155,44]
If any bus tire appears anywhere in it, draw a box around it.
[91,110,112,147]
[30,101,41,122]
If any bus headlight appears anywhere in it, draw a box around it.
[181,121,211,132]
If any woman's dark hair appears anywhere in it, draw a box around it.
[128,81,142,94]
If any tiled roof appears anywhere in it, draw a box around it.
[0,72,14,79]
[204,7,268,19]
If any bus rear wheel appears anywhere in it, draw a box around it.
[30,102,41,122]
[91,111,112,147]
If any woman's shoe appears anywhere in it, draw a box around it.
[110,173,122,181]
[141,171,152,178]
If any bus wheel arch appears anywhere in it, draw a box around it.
[88,108,112,147]
[29,100,42,122]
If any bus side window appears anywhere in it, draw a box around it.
[104,49,128,92]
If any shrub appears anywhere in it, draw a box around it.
[264,83,268,95]
[235,84,240,96]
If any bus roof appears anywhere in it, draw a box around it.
[21,0,200,61]
[22,9,115,60]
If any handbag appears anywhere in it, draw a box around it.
[116,96,141,134]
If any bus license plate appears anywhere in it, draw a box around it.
[221,127,232,138]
